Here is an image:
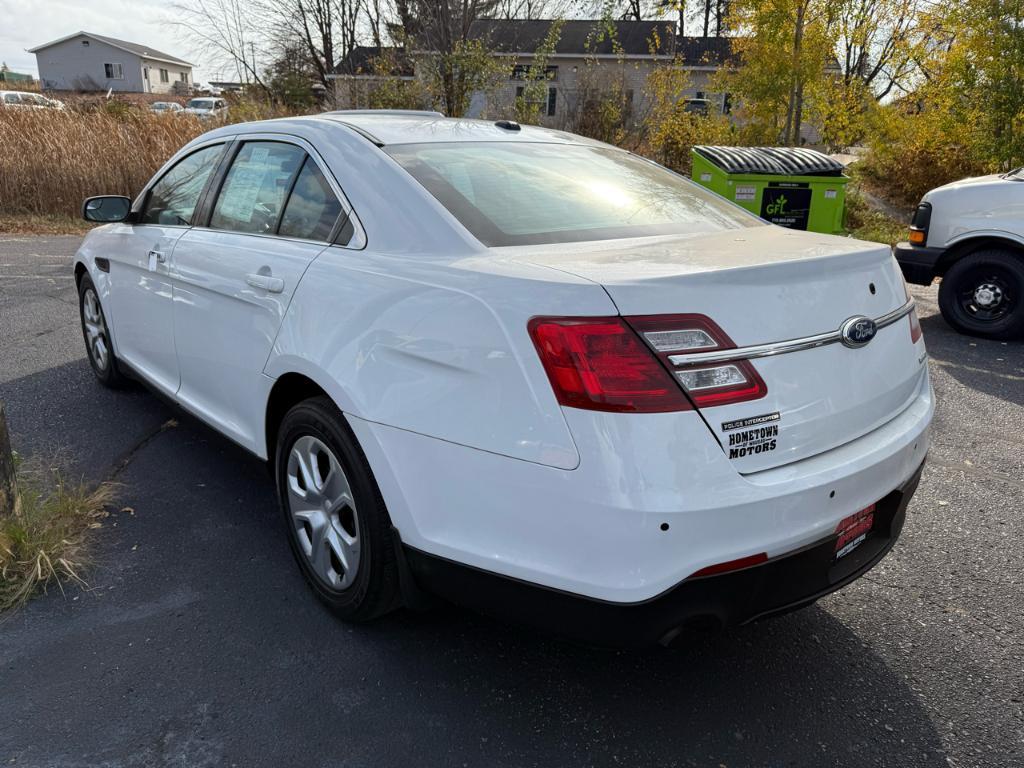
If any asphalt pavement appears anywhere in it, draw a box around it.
[0,235,1021,767]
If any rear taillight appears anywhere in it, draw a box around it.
[627,314,768,408]
[909,307,923,343]
[528,317,692,412]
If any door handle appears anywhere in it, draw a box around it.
[246,273,285,293]
[148,250,166,263]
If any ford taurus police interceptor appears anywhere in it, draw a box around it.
[73,112,933,646]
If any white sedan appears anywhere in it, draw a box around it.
[74,112,933,645]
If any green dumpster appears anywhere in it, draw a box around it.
[691,146,849,234]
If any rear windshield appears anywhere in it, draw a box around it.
[385,142,762,247]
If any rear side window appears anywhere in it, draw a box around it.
[279,158,343,241]
[3,93,21,104]
[141,144,224,226]
[210,142,305,234]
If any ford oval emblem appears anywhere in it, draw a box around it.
[840,316,878,348]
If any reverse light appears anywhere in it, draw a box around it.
[627,314,768,408]
[675,364,747,391]
[528,317,692,413]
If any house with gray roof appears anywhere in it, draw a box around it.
[29,31,193,93]
[332,20,738,127]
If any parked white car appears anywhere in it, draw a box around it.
[150,101,184,114]
[74,113,932,645]
[895,171,1024,339]
[184,97,228,120]
[0,90,64,110]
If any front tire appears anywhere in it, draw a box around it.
[275,396,400,621]
[78,274,128,387]
[938,250,1024,340]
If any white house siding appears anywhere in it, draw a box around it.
[141,58,192,94]
[482,56,724,130]
[34,34,192,93]
[36,35,144,91]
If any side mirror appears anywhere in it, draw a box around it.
[83,195,132,223]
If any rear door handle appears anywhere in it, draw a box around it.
[245,273,285,293]
[148,250,166,263]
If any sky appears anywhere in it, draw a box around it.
[0,0,214,80]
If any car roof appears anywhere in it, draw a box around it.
[312,111,602,147]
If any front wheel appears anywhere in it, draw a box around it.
[275,396,400,621]
[78,274,128,387]
[938,250,1024,340]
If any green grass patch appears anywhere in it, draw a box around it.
[844,188,906,246]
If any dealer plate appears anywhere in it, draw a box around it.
[834,503,876,560]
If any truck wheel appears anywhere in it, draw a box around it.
[938,250,1024,340]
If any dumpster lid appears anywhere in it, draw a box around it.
[693,146,845,177]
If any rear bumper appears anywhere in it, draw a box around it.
[894,241,945,285]
[403,460,924,647]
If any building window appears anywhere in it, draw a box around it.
[723,92,733,115]
[81,40,90,47]
[511,64,558,81]
[179,72,188,83]
[143,68,149,81]
[696,90,706,100]
[104,63,124,80]
[160,69,169,83]
[547,87,556,117]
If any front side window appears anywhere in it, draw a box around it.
[3,93,21,104]
[141,144,224,226]
[104,63,123,79]
[386,142,763,247]
[210,142,306,235]
[279,158,343,241]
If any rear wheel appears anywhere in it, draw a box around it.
[275,396,400,621]
[78,274,128,387]
[938,250,1024,340]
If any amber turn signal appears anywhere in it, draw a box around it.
[908,229,926,245]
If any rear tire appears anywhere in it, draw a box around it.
[938,250,1024,340]
[78,273,129,387]
[275,396,400,621]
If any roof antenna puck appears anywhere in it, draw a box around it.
[495,120,521,131]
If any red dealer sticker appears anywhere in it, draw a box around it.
[834,503,877,560]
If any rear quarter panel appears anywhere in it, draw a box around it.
[265,248,618,470]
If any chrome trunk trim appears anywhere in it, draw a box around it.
[667,298,916,366]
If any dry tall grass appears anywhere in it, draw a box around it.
[0,459,117,613]
[0,109,206,219]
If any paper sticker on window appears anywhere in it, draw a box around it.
[700,173,712,182]
[735,186,756,201]
[824,189,837,199]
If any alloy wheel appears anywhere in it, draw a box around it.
[82,288,110,372]
[286,435,361,591]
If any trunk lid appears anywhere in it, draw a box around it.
[505,226,927,472]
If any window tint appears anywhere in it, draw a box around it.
[385,142,762,247]
[279,158,343,241]
[141,144,224,226]
[210,142,306,235]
